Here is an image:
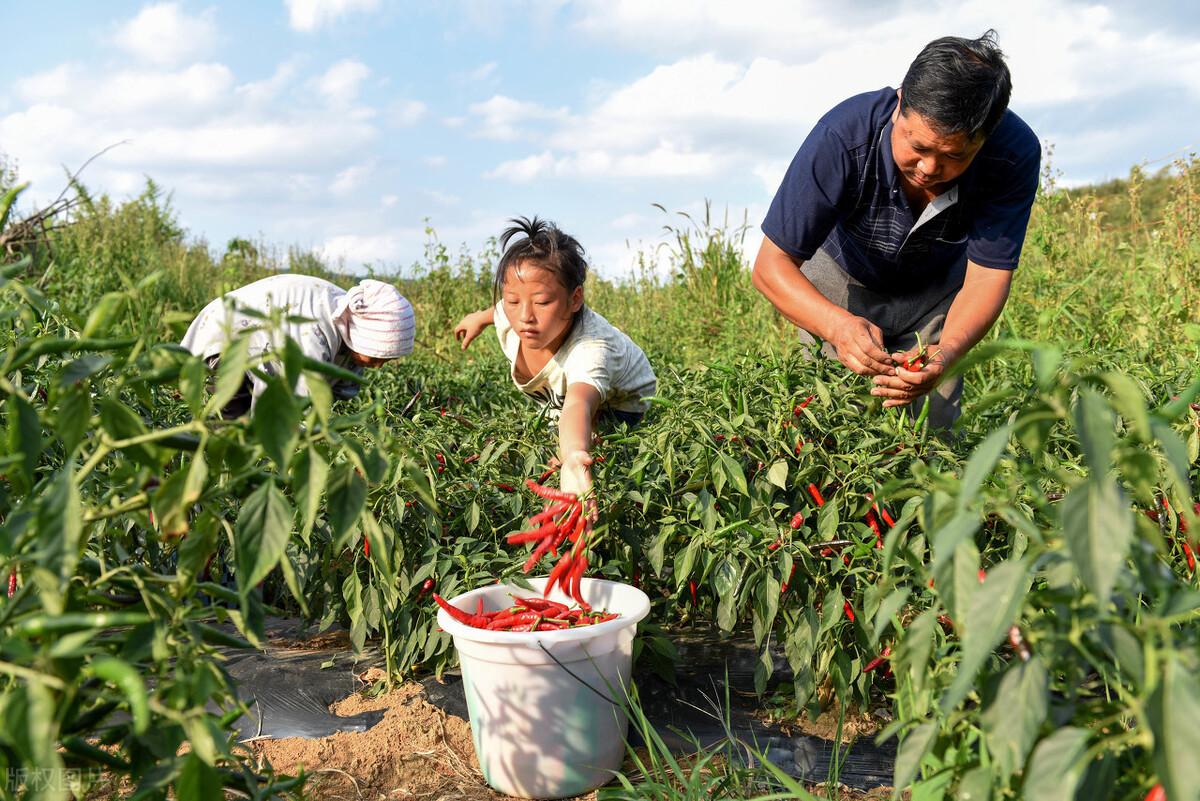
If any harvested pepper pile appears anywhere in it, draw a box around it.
[434,593,618,631]
[434,478,621,630]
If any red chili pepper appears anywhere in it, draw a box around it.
[487,611,542,630]
[363,537,370,558]
[1144,784,1166,801]
[790,512,805,529]
[843,601,855,622]
[419,578,434,596]
[688,580,698,607]
[522,534,558,573]
[463,453,480,464]
[475,597,484,616]
[506,520,558,545]
[767,540,782,551]
[793,396,814,416]
[545,551,574,597]
[433,594,475,625]
[631,569,641,589]
[538,465,558,483]
[494,482,517,492]
[781,564,796,594]
[525,479,577,503]
[530,500,573,526]
[714,434,726,443]
[1182,541,1196,573]
[794,438,804,454]
[808,483,825,507]
[865,511,883,547]
[978,568,987,583]
[435,452,446,473]
[863,646,891,673]
[7,569,16,598]
[516,596,570,615]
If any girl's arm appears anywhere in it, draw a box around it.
[559,382,603,499]
[453,308,495,350]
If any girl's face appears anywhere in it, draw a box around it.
[501,261,583,352]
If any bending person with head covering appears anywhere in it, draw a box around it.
[181,274,415,417]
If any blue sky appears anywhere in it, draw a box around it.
[2,1,1198,277]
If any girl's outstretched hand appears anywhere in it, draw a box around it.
[559,449,597,521]
[453,309,492,350]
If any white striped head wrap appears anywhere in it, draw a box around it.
[338,279,415,359]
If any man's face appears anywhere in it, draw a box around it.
[890,95,985,194]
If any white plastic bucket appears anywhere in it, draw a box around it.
[437,577,651,799]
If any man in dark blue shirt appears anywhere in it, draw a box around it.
[753,31,1040,428]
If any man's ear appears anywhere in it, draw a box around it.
[892,88,902,123]
[570,285,584,313]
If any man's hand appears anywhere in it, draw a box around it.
[827,314,896,377]
[453,309,492,350]
[871,347,947,407]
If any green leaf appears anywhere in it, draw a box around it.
[981,656,1048,779]
[956,423,1011,513]
[766,460,788,490]
[179,357,207,417]
[1097,372,1152,442]
[893,721,937,790]
[99,397,158,468]
[716,452,748,497]
[1074,388,1115,478]
[327,461,367,547]
[204,336,250,416]
[81,291,127,338]
[251,377,300,468]
[817,501,840,541]
[87,656,149,734]
[957,766,992,801]
[176,753,223,801]
[1022,727,1091,801]
[233,480,294,593]
[6,394,41,490]
[57,384,91,456]
[941,559,1030,713]
[1061,477,1132,602]
[33,470,83,615]
[294,446,328,545]
[1146,653,1200,801]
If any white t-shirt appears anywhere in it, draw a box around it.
[180,274,362,402]
[494,301,656,416]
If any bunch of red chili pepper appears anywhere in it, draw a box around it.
[434,594,617,631]
[434,477,619,629]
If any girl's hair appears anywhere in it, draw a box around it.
[492,216,588,300]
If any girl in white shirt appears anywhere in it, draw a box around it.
[454,217,656,498]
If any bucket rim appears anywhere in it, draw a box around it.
[437,577,650,645]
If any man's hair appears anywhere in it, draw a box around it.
[492,216,588,300]
[900,30,1012,140]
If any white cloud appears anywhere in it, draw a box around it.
[113,3,218,66]
[285,0,381,32]
[313,59,371,105]
[381,194,399,207]
[468,62,498,81]
[389,99,427,127]
[468,95,569,141]
[236,60,300,105]
[317,230,418,266]
[476,1,1200,190]
[330,163,372,195]
[423,155,448,168]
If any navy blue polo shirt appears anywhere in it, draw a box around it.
[762,87,1040,293]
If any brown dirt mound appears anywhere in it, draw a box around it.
[248,680,519,800]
